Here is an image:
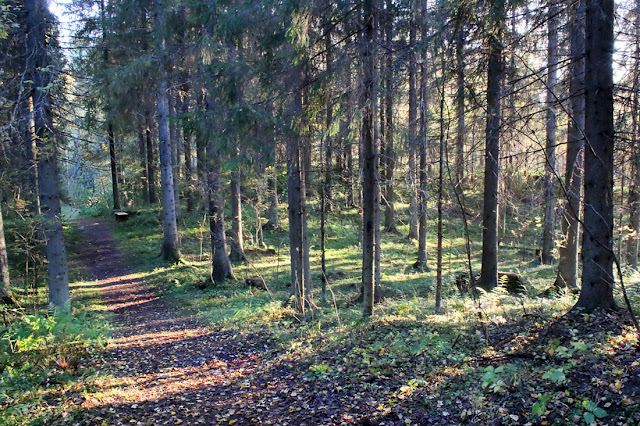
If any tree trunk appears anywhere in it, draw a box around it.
[435,71,445,314]
[108,122,120,210]
[454,5,466,187]
[145,117,157,204]
[26,0,70,313]
[287,65,312,315]
[157,78,180,262]
[208,165,233,284]
[181,89,195,213]
[574,0,617,311]
[383,0,397,234]
[196,90,207,206]
[554,0,585,290]
[0,205,16,305]
[265,164,279,229]
[407,7,418,240]
[153,1,180,262]
[627,0,640,270]
[229,171,246,262]
[479,0,504,292]
[361,0,378,317]
[542,0,559,264]
[26,97,41,215]
[415,25,429,272]
[169,91,181,220]
[137,118,149,204]
[324,20,334,211]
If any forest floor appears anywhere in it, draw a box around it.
[61,218,407,425]
[38,217,640,425]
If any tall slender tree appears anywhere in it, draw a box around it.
[361,0,379,316]
[153,0,180,262]
[478,0,505,291]
[25,0,70,312]
[554,0,585,290]
[541,0,559,264]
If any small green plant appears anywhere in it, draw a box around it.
[542,367,567,384]
[532,393,552,416]
[481,365,506,394]
[581,400,607,424]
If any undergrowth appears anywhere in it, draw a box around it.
[108,205,640,424]
[0,224,111,425]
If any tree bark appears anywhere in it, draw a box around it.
[287,65,312,315]
[0,205,16,305]
[407,7,418,240]
[324,19,334,211]
[26,0,70,313]
[181,89,195,213]
[554,0,585,290]
[415,22,429,272]
[627,0,640,270]
[145,116,157,204]
[108,122,120,210]
[361,0,378,316]
[208,165,233,284]
[265,164,279,229]
[574,0,617,311]
[542,0,559,264]
[153,0,180,262]
[137,117,149,204]
[229,171,246,262]
[169,91,181,220]
[383,0,397,234]
[435,66,445,314]
[479,0,504,292]
[454,5,466,187]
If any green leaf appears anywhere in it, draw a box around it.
[583,412,594,424]
[582,400,597,412]
[592,407,607,419]
[531,402,544,416]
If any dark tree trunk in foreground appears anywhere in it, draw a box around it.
[361,0,378,316]
[574,0,617,311]
[479,0,504,291]
[555,0,585,290]
[0,205,16,305]
[26,0,70,313]
[542,0,559,264]
[108,122,120,210]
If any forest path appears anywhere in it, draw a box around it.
[70,218,340,425]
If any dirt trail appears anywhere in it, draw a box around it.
[70,219,368,425]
